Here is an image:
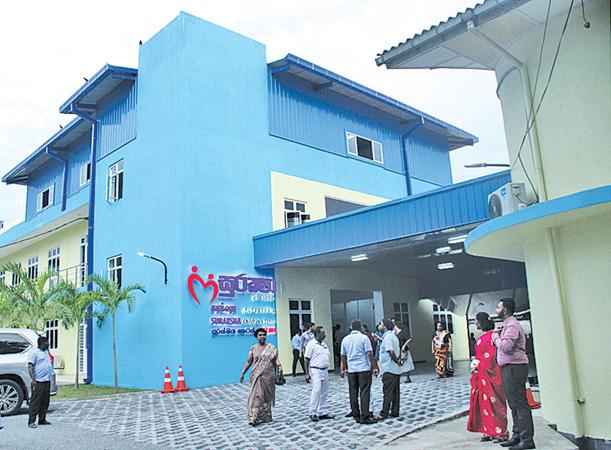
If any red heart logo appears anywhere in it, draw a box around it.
[188,266,219,305]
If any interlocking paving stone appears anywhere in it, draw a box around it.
[48,373,470,449]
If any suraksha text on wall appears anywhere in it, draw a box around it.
[187,266,277,336]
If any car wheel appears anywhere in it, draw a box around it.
[0,379,24,416]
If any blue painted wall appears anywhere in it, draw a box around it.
[97,81,137,160]
[407,130,452,187]
[90,13,412,390]
[24,133,91,221]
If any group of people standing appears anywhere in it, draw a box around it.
[468,298,535,450]
[240,318,416,426]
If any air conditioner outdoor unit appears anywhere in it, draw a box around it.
[488,183,528,219]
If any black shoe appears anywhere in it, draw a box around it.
[509,442,535,450]
[359,418,376,425]
[345,412,356,418]
[310,415,319,422]
[501,437,521,447]
[318,414,335,420]
[28,423,37,429]
[389,413,399,418]
[38,420,52,425]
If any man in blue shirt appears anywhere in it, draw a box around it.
[340,319,379,425]
[291,329,305,376]
[27,336,53,428]
[376,319,402,420]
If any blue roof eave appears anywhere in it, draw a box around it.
[59,64,138,114]
[2,118,89,185]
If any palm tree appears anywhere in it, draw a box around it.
[55,282,96,389]
[0,290,25,327]
[90,274,145,392]
[0,262,63,330]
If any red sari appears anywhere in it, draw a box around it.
[467,330,509,439]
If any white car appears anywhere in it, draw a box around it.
[0,329,58,415]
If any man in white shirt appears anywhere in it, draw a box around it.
[376,319,403,420]
[340,319,379,425]
[291,329,305,376]
[27,336,53,428]
[304,327,334,422]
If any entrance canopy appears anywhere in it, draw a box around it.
[253,171,526,299]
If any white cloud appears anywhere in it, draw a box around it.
[0,0,508,223]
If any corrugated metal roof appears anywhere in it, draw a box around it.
[2,118,90,185]
[59,64,137,114]
[375,0,576,70]
[253,170,510,268]
[269,54,478,150]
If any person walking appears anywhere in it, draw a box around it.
[467,312,509,443]
[340,319,379,425]
[240,328,283,426]
[375,319,402,420]
[304,326,334,422]
[27,336,53,428]
[494,299,535,450]
[291,329,305,376]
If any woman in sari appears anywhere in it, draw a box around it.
[394,322,414,383]
[467,312,508,442]
[240,328,282,426]
[432,322,454,377]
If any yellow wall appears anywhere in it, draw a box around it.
[491,0,611,440]
[496,0,611,201]
[270,171,389,231]
[0,220,87,379]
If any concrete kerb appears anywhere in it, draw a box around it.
[374,409,470,448]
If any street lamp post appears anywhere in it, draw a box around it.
[137,252,168,285]
[464,163,511,168]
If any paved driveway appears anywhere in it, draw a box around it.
[0,369,470,450]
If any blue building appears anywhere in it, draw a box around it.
[1,13,526,389]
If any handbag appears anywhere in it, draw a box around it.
[275,372,286,385]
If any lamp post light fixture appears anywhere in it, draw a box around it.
[464,163,510,168]
[137,251,168,285]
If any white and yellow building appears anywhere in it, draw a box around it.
[376,0,611,445]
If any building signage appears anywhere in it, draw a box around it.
[187,266,277,336]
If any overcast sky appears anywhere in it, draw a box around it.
[0,0,509,226]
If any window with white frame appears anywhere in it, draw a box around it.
[45,319,59,350]
[393,302,411,335]
[346,132,383,163]
[48,247,61,273]
[27,256,39,280]
[36,185,54,212]
[433,303,454,334]
[284,199,309,228]
[0,270,5,285]
[107,255,123,287]
[108,160,124,203]
[11,263,21,285]
[80,162,91,187]
[289,299,312,337]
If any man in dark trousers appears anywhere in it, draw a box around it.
[340,319,378,425]
[375,319,402,420]
[27,336,53,428]
[494,299,535,450]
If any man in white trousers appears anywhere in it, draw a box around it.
[304,327,335,422]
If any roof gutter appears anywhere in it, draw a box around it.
[65,103,97,385]
[401,118,425,196]
[45,148,68,212]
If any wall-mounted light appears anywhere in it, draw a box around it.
[437,262,455,270]
[137,252,168,285]
[351,253,369,262]
[448,235,468,245]
[464,163,510,168]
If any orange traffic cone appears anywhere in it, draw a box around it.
[160,367,175,394]
[175,364,190,392]
[526,381,541,409]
